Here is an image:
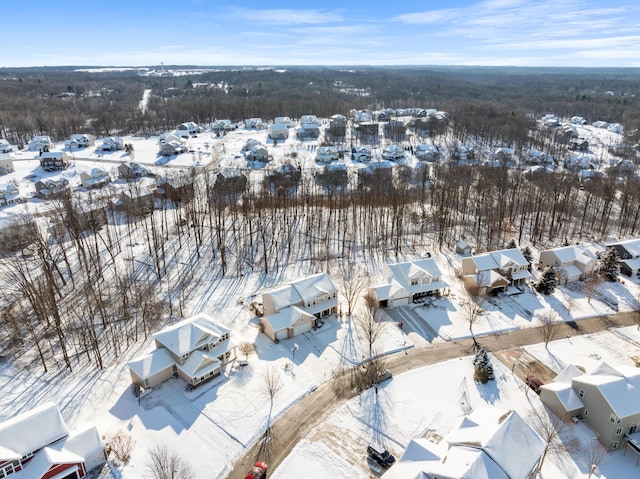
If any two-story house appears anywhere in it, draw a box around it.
[460,248,532,295]
[540,362,640,451]
[175,122,202,138]
[80,167,109,189]
[538,244,598,282]
[260,273,338,341]
[371,259,449,308]
[606,238,640,277]
[28,135,52,152]
[39,151,69,172]
[127,313,234,388]
[0,403,105,479]
[0,152,15,175]
[65,134,95,149]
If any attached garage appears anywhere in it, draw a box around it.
[127,348,176,388]
[262,306,315,342]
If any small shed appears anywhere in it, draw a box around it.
[456,240,472,255]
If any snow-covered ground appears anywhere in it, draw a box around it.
[0,118,637,478]
[1,245,640,478]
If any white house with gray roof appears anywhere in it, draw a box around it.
[540,362,640,451]
[128,313,235,388]
[260,273,338,341]
[461,248,532,294]
[538,244,598,282]
[371,258,449,308]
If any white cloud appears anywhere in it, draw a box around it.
[228,8,344,25]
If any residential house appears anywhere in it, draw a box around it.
[274,116,295,128]
[300,115,321,126]
[315,146,339,164]
[0,152,15,174]
[381,144,405,161]
[39,151,70,172]
[268,124,289,141]
[175,122,202,137]
[605,238,640,276]
[371,258,449,308]
[244,118,266,130]
[0,139,12,153]
[329,114,347,129]
[35,178,69,199]
[65,134,95,149]
[538,245,598,282]
[159,132,186,145]
[111,185,154,215]
[99,136,124,152]
[355,122,379,140]
[211,119,236,132]
[80,167,109,189]
[28,135,52,152]
[117,161,150,180]
[0,182,20,207]
[382,408,545,479]
[246,144,269,162]
[159,140,187,157]
[461,248,532,295]
[351,145,371,162]
[414,144,440,162]
[296,123,320,140]
[265,164,301,190]
[569,138,589,151]
[316,162,348,190]
[0,403,106,479]
[570,116,588,125]
[128,313,235,388]
[357,161,393,190]
[241,138,262,153]
[260,273,338,341]
[154,177,194,202]
[593,120,609,129]
[540,362,640,451]
[213,169,248,198]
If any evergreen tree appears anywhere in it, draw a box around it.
[507,238,517,249]
[600,248,620,282]
[473,346,495,383]
[536,266,558,295]
[522,245,533,271]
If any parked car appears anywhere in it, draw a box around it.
[525,375,543,394]
[377,369,393,384]
[367,443,395,468]
[245,461,267,479]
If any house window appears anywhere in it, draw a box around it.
[629,424,639,435]
[411,279,418,286]
[584,409,589,416]
[578,388,585,398]
[0,461,19,477]
[610,413,617,423]
[611,441,619,449]
[616,427,623,436]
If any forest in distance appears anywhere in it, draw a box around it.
[1,65,640,375]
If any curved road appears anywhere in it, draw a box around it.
[227,312,639,478]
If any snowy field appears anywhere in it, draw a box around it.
[1,248,640,478]
[0,119,638,478]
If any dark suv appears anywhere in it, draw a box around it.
[367,443,395,468]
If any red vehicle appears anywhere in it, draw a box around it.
[245,461,268,479]
[525,375,543,394]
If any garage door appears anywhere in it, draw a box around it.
[294,320,313,335]
[391,297,409,307]
[276,329,289,341]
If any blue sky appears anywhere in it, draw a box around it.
[2,0,639,67]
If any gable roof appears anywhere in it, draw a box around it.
[263,306,315,332]
[127,347,175,380]
[263,273,337,311]
[0,403,68,460]
[468,248,529,272]
[574,362,640,418]
[153,313,229,357]
[543,245,597,266]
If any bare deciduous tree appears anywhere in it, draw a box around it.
[530,407,570,475]
[263,366,283,425]
[537,308,560,349]
[146,443,194,479]
[337,261,369,318]
[585,273,603,304]
[238,341,255,361]
[583,439,607,479]
[107,430,135,464]
[357,291,385,362]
